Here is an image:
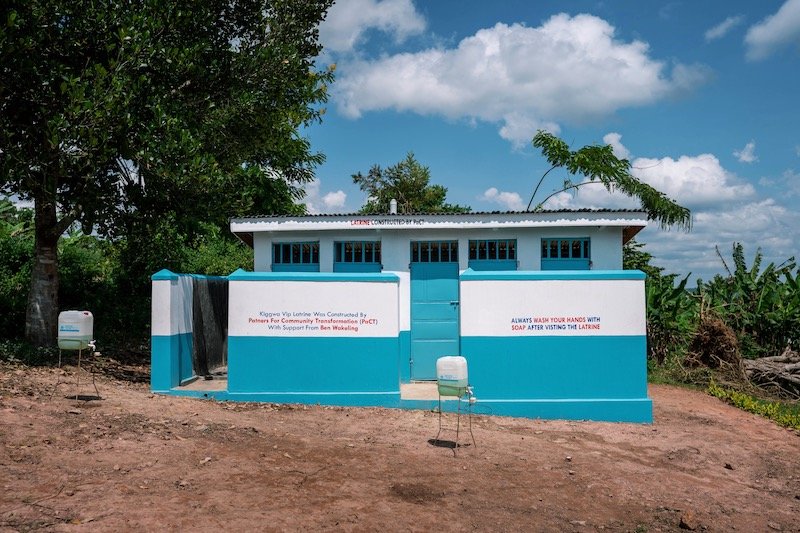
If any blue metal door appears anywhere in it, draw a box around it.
[410,242,460,380]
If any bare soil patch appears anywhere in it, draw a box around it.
[1,361,799,532]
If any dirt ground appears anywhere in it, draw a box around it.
[1,360,799,532]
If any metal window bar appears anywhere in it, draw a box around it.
[572,240,581,258]
[273,242,320,264]
[413,241,458,263]
[541,239,590,261]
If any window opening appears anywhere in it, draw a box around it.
[468,240,517,271]
[272,242,320,266]
[334,241,381,263]
[411,241,458,263]
[468,240,516,261]
[540,238,591,270]
[541,238,591,259]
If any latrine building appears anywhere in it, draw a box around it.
[151,209,652,422]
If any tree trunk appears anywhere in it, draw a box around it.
[742,347,800,398]
[25,193,60,347]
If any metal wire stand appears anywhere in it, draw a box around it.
[433,386,476,456]
[50,345,100,401]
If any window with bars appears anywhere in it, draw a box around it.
[272,242,320,272]
[541,238,591,270]
[468,240,516,260]
[410,241,458,263]
[333,241,382,272]
[467,239,518,271]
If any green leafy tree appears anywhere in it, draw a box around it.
[0,199,34,338]
[623,239,664,279]
[352,152,470,214]
[528,131,691,230]
[1,0,333,345]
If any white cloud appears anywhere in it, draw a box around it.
[533,152,755,213]
[734,140,758,163]
[693,199,791,239]
[744,0,800,60]
[323,190,347,209]
[320,0,426,54]
[631,153,755,208]
[302,180,348,214]
[782,168,800,196]
[603,132,630,159]
[704,15,745,41]
[335,14,710,144]
[658,2,680,20]
[480,187,525,211]
[499,114,560,148]
[759,176,776,187]
[539,183,638,211]
[480,143,795,281]
[641,198,799,281]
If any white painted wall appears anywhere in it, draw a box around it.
[229,280,399,337]
[151,276,193,336]
[253,232,271,271]
[460,278,646,337]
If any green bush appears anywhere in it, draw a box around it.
[57,229,149,347]
[182,223,253,275]
[0,230,33,338]
[0,200,34,338]
[0,338,57,366]
[629,240,798,370]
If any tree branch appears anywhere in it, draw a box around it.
[533,180,605,210]
[526,165,559,211]
[54,209,79,237]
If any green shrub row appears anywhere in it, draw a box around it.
[707,381,800,431]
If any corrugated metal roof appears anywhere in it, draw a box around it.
[231,208,646,221]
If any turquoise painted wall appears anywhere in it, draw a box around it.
[459,336,651,422]
[463,336,647,399]
[227,337,400,394]
[398,330,411,381]
[151,332,193,391]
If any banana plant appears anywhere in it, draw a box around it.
[646,273,698,363]
[702,243,797,357]
[0,198,32,237]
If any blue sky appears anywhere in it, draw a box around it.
[303,0,800,281]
